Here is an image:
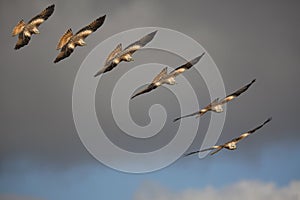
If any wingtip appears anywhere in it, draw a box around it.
[192,52,205,64]
[266,117,272,123]
[14,43,24,50]
[151,30,158,35]
[130,94,137,100]
[46,4,55,12]
[148,30,158,38]
[98,14,107,21]
[200,51,205,57]
[94,72,101,77]
[183,151,200,157]
[53,58,59,63]
[94,68,105,77]
[173,118,180,122]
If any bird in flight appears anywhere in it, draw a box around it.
[185,117,272,156]
[54,15,106,63]
[12,4,55,50]
[130,53,205,99]
[173,79,256,122]
[94,30,158,77]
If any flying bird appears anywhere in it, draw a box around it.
[54,15,106,63]
[94,30,158,77]
[173,79,256,122]
[184,117,272,156]
[12,4,55,50]
[130,53,205,99]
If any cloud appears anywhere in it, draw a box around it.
[134,180,300,200]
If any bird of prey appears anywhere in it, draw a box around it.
[54,15,106,63]
[173,79,256,122]
[12,4,55,50]
[94,30,158,77]
[185,117,272,156]
[130,53,205,99]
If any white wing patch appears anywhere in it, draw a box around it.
[76,29,93,39]
[29,18,45,27]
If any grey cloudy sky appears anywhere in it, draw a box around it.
[0,0,299,170]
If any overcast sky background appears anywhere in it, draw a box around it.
[0,0,300,200]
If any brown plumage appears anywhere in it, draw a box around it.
[173,79,256,122]
[54,15,106,63]
[130,67,167,99]
[12,4,55,50]
[94,31,158,76]
[184,118,272,157]
[131,54,205,99]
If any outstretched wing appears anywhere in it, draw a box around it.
[173,98,219,122]
[105,43,122,64]
[12,20,26,36]
[56,29,73,50]
[184,145,223,157]
[75,15,106,39]
[28,4,55,27]
[230,118,272,143]
[131,83,158,99]
[94,62,118,77]
[210,147,224,155]
[152,67,167,83]
[14,34,30,50]
[54,47,74,63]
[169,53,205,77]
[173,111,199,122]
[120,30,157,56]
[220,79,256,104]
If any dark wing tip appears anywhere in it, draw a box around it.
[48,4,55,9]
[97,14,106,23]
[173,117,180,122]
[186,52,205,67]
[141,30,158,44]
[90,15,106,31]
[44,4,55,16]
[94,68,105,77]
[14,45,20,50]
[131,84,156,99]
[53,58,59,63]
[40,4,55,21]
[248,117,272,134]
[14,36,30,50]
[183,151,200,157]
[53,52,66,63]
[148,30,158,38]
[77,15,106,34]
[131,92,141,99]
[94,72,101,77]
[264,117,272,124]
[95,15,106,26]
[193,52,205,64]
